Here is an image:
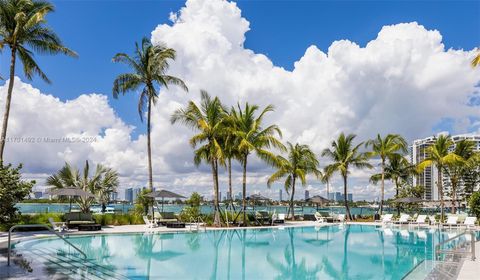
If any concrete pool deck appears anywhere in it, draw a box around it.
[1,221,479,279]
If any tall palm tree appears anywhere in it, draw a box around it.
[366,134,408,214]
[472,52,480,67]
[0,0,77,160]
[222,109,241,208]
[112,37,187,190]
[171,90,226,226]
[322,133,372,221]
[321,165,334,204]
[231,103,285,224]
[268,142,321,220]
[417,134,461,221]
[370,153,416,215]
[46,160,119,213]
[443,139,475,214]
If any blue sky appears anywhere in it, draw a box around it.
[2,0,478,138]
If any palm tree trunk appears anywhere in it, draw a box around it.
[147,98,153,190]
[380,159,385,215]
[438,167,444,221]
[326,180,330,206]
[343,174,352,221]
[395,178,400,216]
[242,155,247,225]
[0,46,17,161]
[228,157,232,203]
[211,159,221,227]
[290,175,296,221]
[451,181,457,214]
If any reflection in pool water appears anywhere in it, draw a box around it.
[15,225,467,279]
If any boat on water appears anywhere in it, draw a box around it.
[90,206,115,214]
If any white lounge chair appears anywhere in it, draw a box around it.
[276,214,286,224]
[48,217,67,232]
[409,215,427,227]
[143,216,158,228]
[337,214,346,223]
[463,217,477,229]
[394,214,411,225]
[314,212,326,224]
[443,216,458,229]
[428,215,438,226]
[376,214,393,225]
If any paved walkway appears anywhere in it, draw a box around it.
[456,240,480,279]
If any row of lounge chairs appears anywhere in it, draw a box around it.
[314,212,346,224]
[377,213,478,229]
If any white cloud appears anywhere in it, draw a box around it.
[1,0,479,201]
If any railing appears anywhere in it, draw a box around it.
[7,224,87,266]
[435,230,476,261]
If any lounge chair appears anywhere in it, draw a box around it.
[273,213,285,225]
[143,216,158,228]
[463,217,477,229]
[428,215,439,226]
[64,212,95,229]
[376,214,393,225]
[443,215,458,229]
[48,217,67,232]
[337,214,346,223]
[409,215,427,227]
[394,214,411,225]
[156,212,178,225]
[255,211,271,225]
[314,212,326,224]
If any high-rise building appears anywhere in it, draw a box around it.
[334,192,343,202]
[125,188,133,203]
[305,190,310,200]
[110,191,118,201]
[410,133,480,200]
[279,189,283,201]
[132,188,141,202]
[347,193,353,202]
[328,193,335,201]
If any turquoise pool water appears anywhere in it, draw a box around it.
[14,225,469,279]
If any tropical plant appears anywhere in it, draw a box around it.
[321,165,334,203]
[231,102,285,224]
[135,188,153,216]
[46,161,119,213]
[112,37,188,190]
[221,109,241,208]
[267,142,321,220]
[443,139,477,213]
[322,133,372,221]
[171,90,226,226]
[0,162,35,224]
[370,153,416,215]
[469,191,480,219]
[0,0,77,160]
[366,134,407,215]
[417,134,461,221]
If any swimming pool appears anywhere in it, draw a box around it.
[12,225,470,279]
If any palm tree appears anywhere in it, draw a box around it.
[46,161,119,213]
[417,134,462,221]
[222,109,241,209]
[322,133,372,221]
[472,51,480,67]
[231,103,285,224]
[366,134,408,215]
[443,139,475,214]
[0,0,77,160]
[370,153,416,215]
[268,142,321,220]
[171,90,226,226]
[112,37,187,190]
[321,165,334,204]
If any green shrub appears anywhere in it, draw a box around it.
[92,213,143,226]
[469,192,480,219]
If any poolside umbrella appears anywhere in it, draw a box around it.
[307,195,330,211]
[146,189,186,212]
[247,194,270,211]
[48,187,95,212]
